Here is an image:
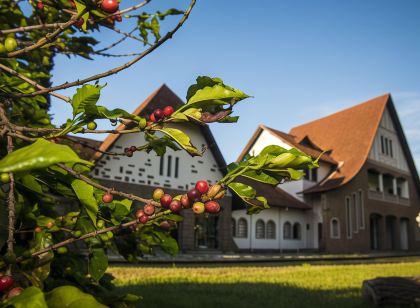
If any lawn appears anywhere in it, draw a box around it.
[109,258,420,308]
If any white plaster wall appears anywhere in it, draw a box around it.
[232,208,313,250]
[93,123,224,191]
[368,108,409,172]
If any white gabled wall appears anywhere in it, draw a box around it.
[93,123,224,191]
[232,208,316,250]
[368,108,409,172]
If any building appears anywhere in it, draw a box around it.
[233,93,420,252]
[88,85,236,252]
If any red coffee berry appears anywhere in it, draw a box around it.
[195,180,209,194]
[135,209,145,219]
[6,287,23,299]
[149,113,156,122]
[169,200,182,213]
[153,108,164,120]
[144,203,155,216]
[205,201,221,214]
[114,14,122,22]
[160,194,172,208]
[34,226,42,233]
[129,146,137,152]
[74,18,84,28]
[163,106,174,117]
[37,1,44,10]
[0,275,13,292]
[138,214,149,224]
[100,0,119,13]
[180,194,190,208]
[187,189,201,202]
[102,193,113,203]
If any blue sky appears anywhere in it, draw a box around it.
[49,0,420,165]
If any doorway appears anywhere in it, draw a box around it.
[194,214,219,249]
[370,213,382,250]
[400,218,409,250]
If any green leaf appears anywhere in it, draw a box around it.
[89,248,108,281]
[156,8,184,20]
[46,285,107,308]
[156,127,201,156]
[150,17,160,42]
[241,170,280,185]
[71,179,98,225]
[20,174,44,194]
[164,214,184,222]
[228,182,256,199]
[84,105,135,120]
[247,196,269,215]
[1,286,47,308]
[111,199,132,224]
[71,84,102,117]
[154,231,178,256]
[0,139,93,173]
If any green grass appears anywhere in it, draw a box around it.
[109,258,420,308]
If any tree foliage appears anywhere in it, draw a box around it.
[0,0,319,306]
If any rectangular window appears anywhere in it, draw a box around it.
[358,190,365,229]
[385,137,389,155]
[167,155,172,177]
[159,155,164,176]
[345,196,352,239]
[381,136,385,154]
[175,157,179,178]
[312,168,318,182]
[389,140,393,158]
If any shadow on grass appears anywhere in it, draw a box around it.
[116,282,370,308]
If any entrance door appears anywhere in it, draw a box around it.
[194,215,219,249]
[370,214,381,250]
[400,218,409,250]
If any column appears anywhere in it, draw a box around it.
[378,173,384,192]
[392,177,398,196]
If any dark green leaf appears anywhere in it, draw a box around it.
[89,248,108,281]
[156,127,201,156]
[71,84,102,117]
[71,179,98,225]
[0,139,93,173]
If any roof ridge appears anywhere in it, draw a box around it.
[290,93,390,132]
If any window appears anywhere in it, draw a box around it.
[352,193,359,232]
[237,218,248,238]
[304,168,318,182]
[358,190,365,229]
[175,157,179,178]
[330,218,340,239]
[267,220,276,239]
[159,155,164,176]
[385,137,389,155]
[389,140,393,158]
[381,136,385,154]
[283,222,292,239]
[368,169,380,192]
[167,155,172,177]
[293,223,301,240]
[345,196,352,238]
[231,218,236,237]
[256,220,265,239]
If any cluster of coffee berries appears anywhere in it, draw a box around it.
[148,106,174,123]
[0,36,17,53]
[100,0,119,13]
[0,275,23,299]
[124,145,138,157]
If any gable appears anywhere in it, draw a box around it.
[368,107,409,172]
[93,123,224,190]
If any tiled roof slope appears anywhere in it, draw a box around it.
[290,94,390,192]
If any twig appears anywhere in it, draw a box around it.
[16,0,196,98]
[0,22,67,35]
[0,63,70,103]
[56,163,160,206]
[93,27,137,53]
[6,135,15,275]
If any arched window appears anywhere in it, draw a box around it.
[237,218,248,238]
[330,218,340,239]
[231,218,236,237]
[283,221,292,239]
[293,223,301,240]
[256,219,265,239]
[267,220,276,239]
